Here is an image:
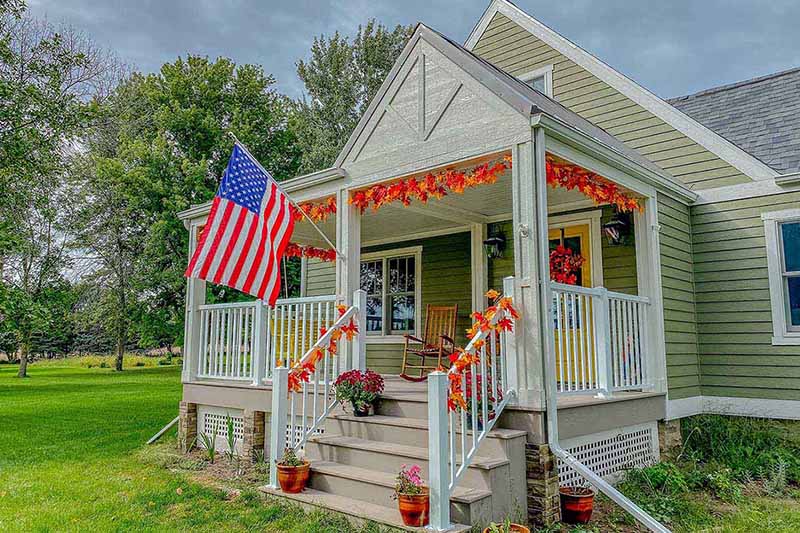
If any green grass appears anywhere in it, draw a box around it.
[0,362,377,532]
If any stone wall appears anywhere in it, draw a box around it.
[525,442,561,527]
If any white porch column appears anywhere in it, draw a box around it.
[182,220,206,383]
[336,187,361,372]
[470,223,489,311]
[635,196,668,394]
[510,137,545,407]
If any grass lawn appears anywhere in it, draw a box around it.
[0,361,379,532]
[2,359,799,532]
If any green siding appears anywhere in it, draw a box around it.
[306,258,336,297]
[472,13,752,190]
[691,191,800,401]
[658,194,702,399]
[601,206,638,295]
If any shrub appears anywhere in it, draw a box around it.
[99,361,109,368]
[134,361,146,367]
[157,358,171,366]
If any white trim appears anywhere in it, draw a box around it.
[466,0,778,181]
[665,396,703,420]
[667,395,800,421]
[776,171,800,187]
[547,209,604,288]
[518,64,553,97]
[470,223,489,311]
[640,196,668,394]
[695,179,800,205]
[360,246,423,340]
[762,208,800,345]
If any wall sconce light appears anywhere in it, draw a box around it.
[483,229,506,259]
[602,211,632,246]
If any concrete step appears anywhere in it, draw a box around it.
[373,394,430,419]
[325,413,527,459]
[305,435,507,492]
[259,486,471,532]
[308,461,492,526]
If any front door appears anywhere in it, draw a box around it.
[549,223,595,389]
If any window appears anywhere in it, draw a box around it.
[360,247,421,339]
[763,209,800,345]
[519,64,553,97]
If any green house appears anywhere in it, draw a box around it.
[176,1,799,529]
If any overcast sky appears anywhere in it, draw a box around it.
[27,0,800,100]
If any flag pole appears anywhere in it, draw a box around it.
[227,132,344,259]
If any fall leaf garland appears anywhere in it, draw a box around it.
[292,196,337,223]
[284,242,337,263]
[446,290,519,412]
[287,304,359,393]
[349,156,512,213]
[546,155,641,213]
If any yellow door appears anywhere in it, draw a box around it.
[550,224,595,388]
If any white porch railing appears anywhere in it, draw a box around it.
[550,282,650,396]
[195,295,338,384]
[427,277,518,531]
[268,290,367,487]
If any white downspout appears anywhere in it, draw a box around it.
[532,127,670,533]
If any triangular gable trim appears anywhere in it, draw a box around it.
[465,0,778,181]
[334,23,537,168]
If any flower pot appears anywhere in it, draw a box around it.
[482,524,530,533]
[352,402,370,417]
[397,488,429,527]
[559,486,595,524]
[276,461,310,494]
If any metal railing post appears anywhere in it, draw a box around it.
[427,371,451,531]
[252,301,267,386]
[595,287,613,397]
[352,289,367,372]
[268,366,289,489]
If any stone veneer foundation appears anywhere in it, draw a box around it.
[525,442,561,527]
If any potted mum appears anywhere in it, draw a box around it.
[559,485,596,524]
[275,447,310,494]
[333,369,384,416]
[393,464,429,527]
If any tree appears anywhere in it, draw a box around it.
[292,20,413,174]
[0,7,116,376]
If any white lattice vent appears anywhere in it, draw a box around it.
[557,422,659,487]
[197,405,244,454]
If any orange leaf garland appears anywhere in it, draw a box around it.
[349,156,512,214]
[546,155,641,213]
[284,243,336,263]
[293,196,337,223]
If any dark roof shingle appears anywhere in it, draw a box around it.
[668,67,800,174]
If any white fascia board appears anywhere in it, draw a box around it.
[466,0,778,182]
[535,115,697,204]
[694,178,800,205]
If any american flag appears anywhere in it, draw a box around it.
[185,144,296,305]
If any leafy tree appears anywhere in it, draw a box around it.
[292,20,413,173]
[0,8,114,376]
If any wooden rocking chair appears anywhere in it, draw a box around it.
[400,304,458,382]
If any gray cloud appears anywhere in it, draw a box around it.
[27,0,800,99]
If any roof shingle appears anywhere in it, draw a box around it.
[668,67,800,174]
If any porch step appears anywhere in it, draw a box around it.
[325,413,527,459]
[259,486,471,532]
[309,461,492,526]
[373,394,430,419]
[306,435,506,492]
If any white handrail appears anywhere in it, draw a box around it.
[268,290,367,489]
[550,283,651,396]
[428,276,517,531]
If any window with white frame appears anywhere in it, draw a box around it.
[763,209,800,344]
[519,64,553,97]
[360,248,421,338]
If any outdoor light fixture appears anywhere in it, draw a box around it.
[483,229,506,259]
[602,211,632,246]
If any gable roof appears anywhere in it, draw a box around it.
[335,23,675,185]
[465,0,779,181]
[669,67,800,175]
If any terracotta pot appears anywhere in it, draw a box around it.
[396,488,429,527]
[559,486,595,524]
[482,523,530,533]
[276,461,310,494]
